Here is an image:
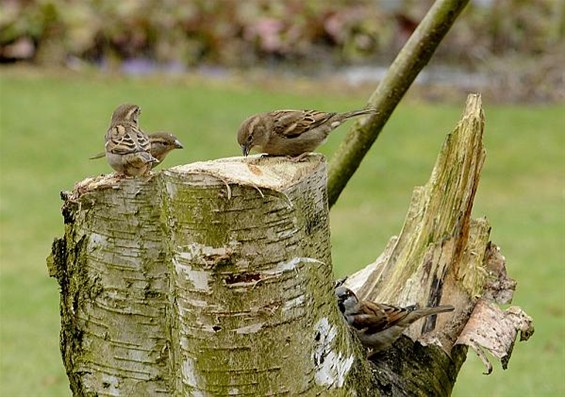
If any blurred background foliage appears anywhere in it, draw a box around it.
[1,0,563,101]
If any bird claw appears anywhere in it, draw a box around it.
[289,153,311,162]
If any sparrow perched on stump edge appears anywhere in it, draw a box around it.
[237,108,377,159]
[103,104,159,177]
[90,131,183,169]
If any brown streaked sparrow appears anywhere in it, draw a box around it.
[335,287,454,355]
[237,108,377,158]
[104,103,159,177]
[90,132,184,169]
[147,132,184,164]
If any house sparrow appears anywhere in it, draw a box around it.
[104,103,159,177]
[91,132,184,169]
[237,108,377,158]
[148,132,184,164]
[335,287,454,355]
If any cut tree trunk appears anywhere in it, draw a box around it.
[48,156,371,395]
[48,94,533,396]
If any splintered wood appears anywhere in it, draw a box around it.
[48,95,533,396]
[343,94,533,379]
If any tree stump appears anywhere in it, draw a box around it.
[342,94,533,395]
[48,94,533,396]
[48,156,371,395]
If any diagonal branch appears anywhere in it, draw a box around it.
[328,0,470,207]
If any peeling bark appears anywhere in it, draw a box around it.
[343,94,534,395]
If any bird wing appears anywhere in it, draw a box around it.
[347,302,389,333]
[271,110,336,138]
[105,124,151,155]
[352,302,414,334]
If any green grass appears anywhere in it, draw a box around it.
[0,68,563,396]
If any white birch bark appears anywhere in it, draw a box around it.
[48,155,371,396]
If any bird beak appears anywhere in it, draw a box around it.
[241,144,250,157]
[174,139,183,149]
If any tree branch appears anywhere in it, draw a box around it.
[328,0,470,207]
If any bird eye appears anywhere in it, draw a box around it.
[247,134,253,142]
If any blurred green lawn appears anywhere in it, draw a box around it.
[0,68,563,396]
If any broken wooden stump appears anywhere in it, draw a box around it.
[48,94,533,396]
[48,155,371,395]
[343,94,533,395]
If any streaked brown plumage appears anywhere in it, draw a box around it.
[148,132,184,164]
[237,108,377,158]
[91,132,184,169]
[103,104,158,176]
[335,287,454,355]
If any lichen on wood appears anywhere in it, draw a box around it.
[342,94,534,395]
[48,176,173,395]
[48,155,371,396]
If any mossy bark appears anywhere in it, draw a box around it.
[48,155,371,396]
[48,178,173,395]
[343,95,533,395]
